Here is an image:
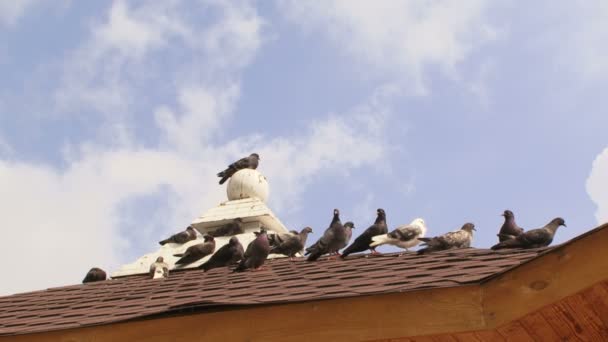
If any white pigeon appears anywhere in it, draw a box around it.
[370,218,427,251]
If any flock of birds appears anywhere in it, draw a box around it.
[82,153,567,284]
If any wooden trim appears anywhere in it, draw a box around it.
[482,223,608,328]
[0,286,484,342]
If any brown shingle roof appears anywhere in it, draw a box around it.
[0,247,550,336]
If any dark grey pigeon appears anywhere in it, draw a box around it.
[173,235,216,265]
[341,209,388,258]
[497,210,525,242]
[209,218,244,237]
[417,223,476,255]
[234,228,270,272]
[149,256,169,279]
[492,217,566,250]
[200,236,244,272]
[158,226,197,245]
[82,267,106,284]
[269,227,313,259]
[306,209,346,261]
[217,153,260,185]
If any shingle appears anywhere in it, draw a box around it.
[0,247,551,336]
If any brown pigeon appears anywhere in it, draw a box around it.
[149,256,169,279]
[234,228,270,272]
[159,226,197,245]
[173,235,216,265]
[208,218,244,237]
[217,153,260,185]
[82,267,107,284]
[497,210,525,242]
[200,236,245,272]
[417,223,476,254]
[269,227,313,259]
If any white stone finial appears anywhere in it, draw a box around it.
[226,169,269,203]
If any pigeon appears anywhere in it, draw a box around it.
[491,217,566,250]
[200,236,245,272]
[306,209,347,261]
[82,267,107,284]
[269,227,314,259]
[417,223,476,255]
[370,218,427,252]
[158,225,198,245]
[149,256,169,279]
[497,210,525,242]
[341,208,388,258]
[173,235,216,266]
[234,228,271,272]
[217,153,260,185]
[337,221,355,252]
[208,218,245,237]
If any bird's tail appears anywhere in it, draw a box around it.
[158,239,169,246]
[417,247,433,255]
[418,237,432,243]
[233,261,247,272]
[217,170,226,177]
[306,250,322,261]
[219,176,229,185]
[491,239,520,250]
[370,234,389,247]
[173,253,184,258]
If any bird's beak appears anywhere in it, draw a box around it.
[473,227,477,231]
[563,223,567,227]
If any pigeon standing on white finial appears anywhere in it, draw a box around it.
[217,153,260,185]
[370,218,427,253]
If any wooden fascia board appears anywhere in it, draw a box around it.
[481,223,608,328]
[0,286,485,342]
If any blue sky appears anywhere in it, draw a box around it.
[1,0,607,295]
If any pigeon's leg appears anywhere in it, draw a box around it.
[370,249,381,255]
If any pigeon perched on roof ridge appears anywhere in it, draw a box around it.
[497,210,525,242]
[269,227,313,260]
[158,226,197,246]
[491,217,566,250]
[341,208,388,258]
[82,267,107,284]
[234,228,270,272]
[306,209,347,261]
[200,236,244,272]
[149,256,169,279]
[417,223,475,255]
[217,153,260,185]
[208,218,244,238]
[173,235,216,266]
[370,218,427,252]
[336,221,355,253]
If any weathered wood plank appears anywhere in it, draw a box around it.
[496,321,534,342]
[517,311,560,341]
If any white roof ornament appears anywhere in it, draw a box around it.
[112,168,289,278]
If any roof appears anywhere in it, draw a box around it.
[0,247,549,336]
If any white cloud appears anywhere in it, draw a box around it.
[280,0,496,94]
[0,0,37,27]
[0,0,395,295]
[586,147,608,224]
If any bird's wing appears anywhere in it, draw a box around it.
[520,228,552,245]
[389,225,422,241]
